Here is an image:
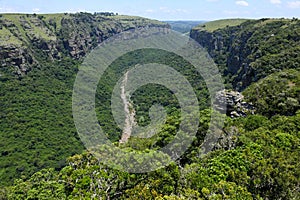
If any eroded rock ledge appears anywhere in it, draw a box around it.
[215,89,255,118]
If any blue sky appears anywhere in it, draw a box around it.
[0,0,300,20]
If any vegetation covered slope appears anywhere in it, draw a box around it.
[191,18,300,91]
[193,18,249,32]
[0,15,300,200]
[0,12,168,186]
[0,12,166,77]
[2,112,300,199]
[243,69,300,117]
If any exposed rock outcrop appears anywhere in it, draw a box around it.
[191,18,300,91]
[0,13,169,77]
[190,23,255,91]
[0,45,37,76]
[215,89,255,118]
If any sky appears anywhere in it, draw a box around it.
[0,0,300,21]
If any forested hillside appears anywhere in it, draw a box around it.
[191,18,300,91]
[0,12,168,186]
[0,15,299,199]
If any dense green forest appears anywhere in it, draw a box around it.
[0,14,299,199]
[3,112,300,199]
[0,12,168,186]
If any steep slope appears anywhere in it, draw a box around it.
[0,16,299,199]
[243,69,300,117]
[191,18,300,91]
[0,12,168,186]
[4,112,300,199]
[0,12,167,77]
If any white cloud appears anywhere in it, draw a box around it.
[270,0,282,4]
[223,10,250,16]
[159,6,169,12]
[223,10,239,15]
[287,1,300,8]
[32,8,40,13]
[236,1,249,6]
[145,9,155,13]
[175,8,188,13]
[64,8,89,13]
[0,6,16,13]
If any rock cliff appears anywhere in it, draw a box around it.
[0,12,168,77]
[215,89,255,118]
[191,18,300,91]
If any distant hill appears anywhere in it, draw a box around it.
[164,20,206,33]
[193,18,250,32]
[191,18,300,91]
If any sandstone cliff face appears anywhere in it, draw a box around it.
[190,18,300,91]
[190,21,257,91]
[0,13,168,77]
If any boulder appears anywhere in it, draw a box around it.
[215,89,255,118]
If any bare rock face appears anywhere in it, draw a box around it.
[0,45,37,76]
[215,89,255,118]
[190,26,254,91]
[191,19,300,92]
